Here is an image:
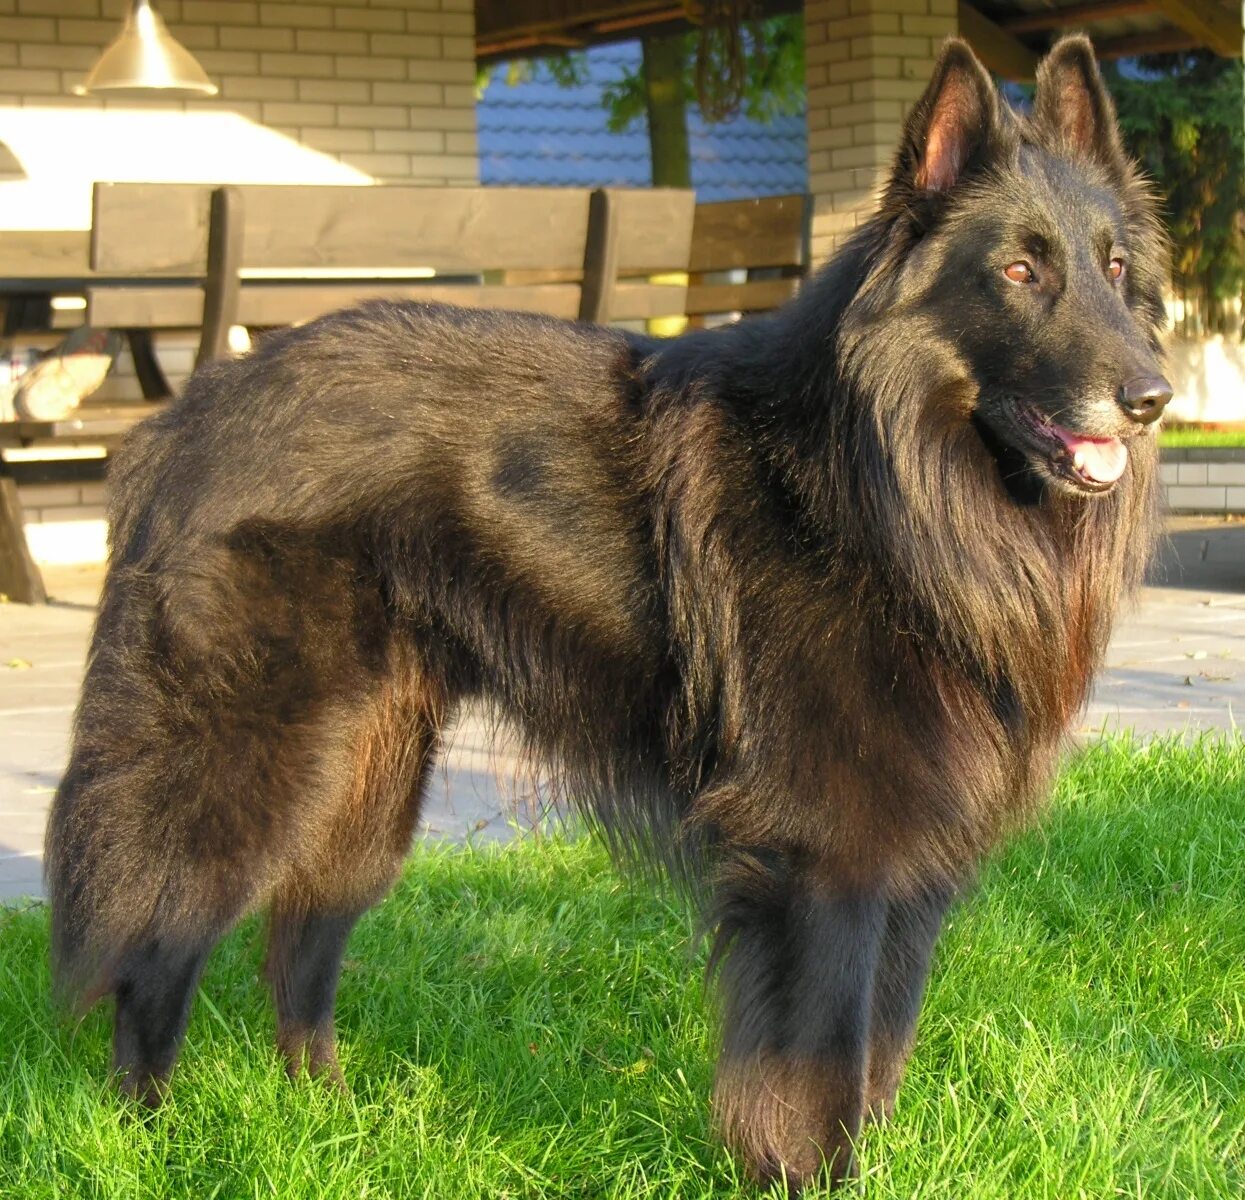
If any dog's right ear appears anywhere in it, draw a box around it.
[890,39,999,197]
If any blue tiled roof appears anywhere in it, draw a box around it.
[478,42,807,201]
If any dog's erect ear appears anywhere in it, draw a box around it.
[894,39,999,195]
[1033,36,1126,171]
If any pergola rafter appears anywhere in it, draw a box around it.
[475,0,1242,75]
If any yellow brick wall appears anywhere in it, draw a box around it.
[0,0,479,185]
[804,0,956,264]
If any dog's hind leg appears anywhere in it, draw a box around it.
[864,883,954,1122]
[111,934,215,1105]
[711,857,887,1193]
[267,906,365,1085]
[266,644,447,1085]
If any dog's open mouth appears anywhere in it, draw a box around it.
[1020,407,1128,493]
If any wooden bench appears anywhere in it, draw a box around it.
[1,183,696,603]
[87,182,696,385]
[687,193,811,324]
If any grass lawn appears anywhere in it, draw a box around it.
[1,737,1242,1198]
[1160,428,1245,449]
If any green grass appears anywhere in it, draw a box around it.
[1160,428,1245,449]
[1,738,1243,1198]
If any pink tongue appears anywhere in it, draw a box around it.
[1049,425,1128,484]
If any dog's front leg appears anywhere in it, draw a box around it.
[711,863,887,1193]
[865,883,954,1122]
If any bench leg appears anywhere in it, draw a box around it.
[126,330,172,401]
[0,472,47,604]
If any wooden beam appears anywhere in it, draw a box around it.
[595,7,688,34]
[476,0,666,43]
[475,31,585,56]
[957,2,1039,80]
[1000,0,1155,34]
[1094,29,1203,56]
[474,0,798,59]
[1147,0,1242,56]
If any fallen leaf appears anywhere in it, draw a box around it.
[1186,650,1208,660]
[5,658,32,669]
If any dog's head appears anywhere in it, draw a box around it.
[876,36,1169,500]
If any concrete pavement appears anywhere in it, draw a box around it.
[1086,518,1245,735]
[2,517,1242,901]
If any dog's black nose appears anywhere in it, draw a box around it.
[1117,375,1173,424]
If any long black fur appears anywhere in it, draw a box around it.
[46,37,1168,1190]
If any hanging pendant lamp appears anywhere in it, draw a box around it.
[73,0,217,98]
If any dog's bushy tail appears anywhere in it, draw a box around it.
[43,597,181,1011]
[44,758,133,1010]
[45,416,187,1009]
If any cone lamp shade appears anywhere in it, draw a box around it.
[74,0,217,98]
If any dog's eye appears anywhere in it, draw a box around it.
[1003,262,1035,284]
[1108,258,1125,281]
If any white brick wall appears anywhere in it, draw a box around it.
[804,0,956,263]
[0,0,479,185]
[1162,456,1245,515]
[1166,485,1229,512]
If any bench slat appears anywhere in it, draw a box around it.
[611,188,697,274]
[92,184,596,275]
[88,282,589,328]
[87,279,692,329]
[609,281,689,322]
[689,194,808,274]
[686,277,800,316]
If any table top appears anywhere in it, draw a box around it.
[0,230,93,286]
[0,403,162,443]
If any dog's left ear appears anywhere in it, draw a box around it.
[1033,36,1127,172]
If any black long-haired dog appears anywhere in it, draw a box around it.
[47,36,1169,1190]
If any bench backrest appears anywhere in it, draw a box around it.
[87,183,696,364]
[687,193,810,321]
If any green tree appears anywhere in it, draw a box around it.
[1106,54,1245,338]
